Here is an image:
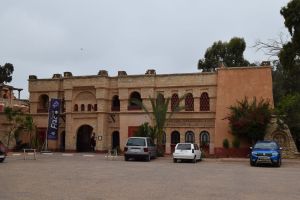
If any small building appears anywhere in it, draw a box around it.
[0,84,29,148]
[28,66,273,156]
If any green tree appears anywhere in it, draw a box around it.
[198,37,251,72]
[132,94,185,155]
[4,107,24,148]
[3,107,36,149]
[0,63,14,83]
[23,115,36,148]
[226,97,272,144]
[134,122,156,141]
[275,93,300,146]
[279,0,300,94]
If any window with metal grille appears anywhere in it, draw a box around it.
[111,95,120,111]
[88,104,92,111]
[185,93,194,111]
[128,91,142,110]
[74,104,78,112]
[171,93,179,111]
[185,131,195,143]
[171,131,180,144]
[200,131,210,146]
[200,92,210,111]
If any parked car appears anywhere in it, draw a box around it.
[0,141,7,163]
[250,140,282,167]
[124,137,157,161]
[173,143,202,163]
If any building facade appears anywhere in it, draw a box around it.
[28,66,273,155]
[0,84,29,149]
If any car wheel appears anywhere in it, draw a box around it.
[275,159,281,167]
[124,156,129,161]
[146,154,151,162]
[173,158,177,163]
[192,156,196,163]
[250,160,255,166]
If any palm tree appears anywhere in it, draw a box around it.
[23,115,36,148]
[132,93,185,155]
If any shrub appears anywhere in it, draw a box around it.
[232,137,240,148]
[223,138,229,149]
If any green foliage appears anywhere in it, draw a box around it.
[134,122,156,141]
[278,0,300,94]
[275,93,300,140]
[226,97,272,143]
[223,139,229,149]
[198,37,251,72]
[271,0,300,150]
[232,137,240,148]
[0,63,14,83]
[132,93,185,155]
[4,107,36,149]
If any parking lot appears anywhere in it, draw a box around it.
[1,153,300,200]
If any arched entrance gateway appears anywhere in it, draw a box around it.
[171,131,180,153]
[77,125,94,152]
[112,131,120,149]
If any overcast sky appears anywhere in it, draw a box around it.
[0,0,290,99]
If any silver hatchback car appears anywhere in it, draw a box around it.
[124,137,157,161]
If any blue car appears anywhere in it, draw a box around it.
[250,140,282,167]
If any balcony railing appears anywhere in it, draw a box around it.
[0,98,29,107]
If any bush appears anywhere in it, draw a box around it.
[232,137,240,148]
[223,138,229,149]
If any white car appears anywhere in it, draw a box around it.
[173,143,202,163]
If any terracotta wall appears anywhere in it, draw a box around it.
[214,67,274,149]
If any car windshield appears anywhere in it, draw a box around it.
[126,138,146,146]
[176,144,191,150]
[254,142,278,150]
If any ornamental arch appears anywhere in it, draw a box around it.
[76,124,94,152]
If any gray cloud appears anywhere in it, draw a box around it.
[0,0,289,98]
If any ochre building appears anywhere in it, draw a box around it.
[28,66,273,156]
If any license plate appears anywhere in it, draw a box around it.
[258,156,270,161]
[0,155,5,158]
[130,149,140,152]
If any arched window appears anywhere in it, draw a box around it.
[2,93,8,99]
[94,104,98,111]
[185,131,195,143]
[171,93,179,111]
[171,131,180,144]
[37,94,49,113]
[156,93,165,106]
[185,93,194,111]
[111,95,120,111]
[200,92,210,111]
[88,104,92,111]
[162,132,166,145]
[74,104,78,112]
[128,91,142,110]
[200,131,210,146]
[81,104,85,111]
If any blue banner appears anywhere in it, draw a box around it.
[47,98,61,140]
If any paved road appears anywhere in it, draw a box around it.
[1,153,300,200]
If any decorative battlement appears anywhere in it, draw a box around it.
[145,69,156,75]
[29,75,37,80]
[52,74,62,79]
[98,70,108,76]
[64,72,73,77]
[118,71,127,76]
